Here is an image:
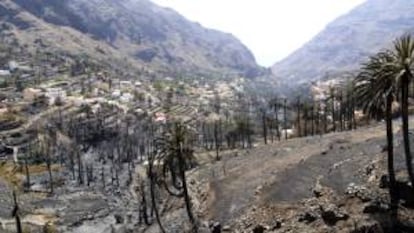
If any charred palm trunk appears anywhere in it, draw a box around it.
[386,94,399,232]
[24,152,30,190]
[77,151,83,185]
[149,163,166,233]
[304,106,308,137]
[324,100,328,134]
[101,165,105,190]
[262,111,268,144]
[339,92,344,132]
[214,121,221,160]
[12,191,22,233]
[141,182,151,226]
[178,146,197,231]
[284,99,288,140]
[331,91,336,132]
[274,102,281,141]
[47,159,54,194]
[297,98,301,137]
[311,104,315,136]
[401,73,414,186]
[316,104,321,136]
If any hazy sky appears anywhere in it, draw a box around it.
[151,0,366,66]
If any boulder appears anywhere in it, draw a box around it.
[346,183,373,202]
[211,222,221,233]
[252,225,265,233]
[320,203,349,226]
[363,201,389,214]
[298,212,318,224]
[114,214,124,224]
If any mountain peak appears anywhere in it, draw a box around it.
[272,0,414,85]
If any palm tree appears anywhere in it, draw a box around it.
[354,51,399,231]
[147,150,166,233]
[390,35,414,186]
[155,122,198,231]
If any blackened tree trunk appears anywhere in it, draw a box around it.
[24,151,30,191]
[386,94,399,232]
[304,105,308,137]
[311,103,315,136]
[331,88,336,132]
[12,191,22,233]
[339,91,344,132]
[179,154,197,231]
[214,121,221,160]
[296,98,301,137]
[77,151,83,185]
[316,103,321,136]
[101,165,105,190]
[47,159,54,194]
[148,163,166,233]
[324,100,328,134]
[401,74,414,186]
[274,100,281,141]
[284,99,288,140]
[140,182,151,226]
[261,110,268,145]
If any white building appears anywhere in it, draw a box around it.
[120,80,132,89]
[0,70,11,76]
[45,87,67,105]
[120,93,133,103]
[112,89,121,98]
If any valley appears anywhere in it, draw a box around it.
[1,0,414,233]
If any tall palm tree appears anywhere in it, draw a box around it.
[390,35,414,186]
[354,51,399,231]
[155,122,198,231]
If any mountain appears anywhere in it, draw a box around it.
[272,0,414,85]
[0,0,263,78]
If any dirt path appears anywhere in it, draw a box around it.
[0,104,74,137]
[206,119,411,224]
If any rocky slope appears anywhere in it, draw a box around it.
[0,0,263,78]
[272,0,414,85]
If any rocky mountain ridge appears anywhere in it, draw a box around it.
[0,0,263,79]
[272,0,414,85]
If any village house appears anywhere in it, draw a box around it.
[120,92,133,103]
[45,87,67,105]
[154,112,167,124]
[23,88,43,101]
[0,70,11,76]
[111,89,121,98]
[134,81,142,87]
[120,80,133,89]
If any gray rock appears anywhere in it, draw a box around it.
[211,222,221,233]
[298,212,318,224]
[252,225,265,233]
[320,204,349,226]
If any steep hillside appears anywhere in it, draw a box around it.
[0,0,263,78]
[272,0,414,85]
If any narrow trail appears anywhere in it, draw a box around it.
[0,104,74,137]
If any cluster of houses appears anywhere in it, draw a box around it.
[23,87,67,105]
[110,79,144,104]
[0,60,34,85]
